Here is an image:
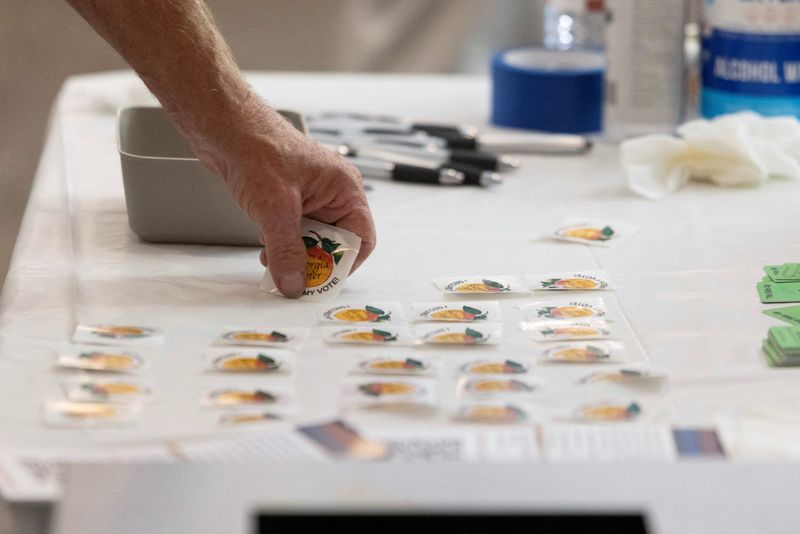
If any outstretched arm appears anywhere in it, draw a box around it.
[66,0,376,297]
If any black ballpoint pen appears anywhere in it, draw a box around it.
[325,144,501,187]
[322,141,518,172]
[347,157,465,186]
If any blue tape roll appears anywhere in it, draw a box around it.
[491,48,605,134]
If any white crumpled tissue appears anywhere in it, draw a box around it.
[620,112,800,200]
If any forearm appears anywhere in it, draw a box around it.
[66,0,276,174]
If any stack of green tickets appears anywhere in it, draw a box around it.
[763,326,800,367]
[758,264,800,303]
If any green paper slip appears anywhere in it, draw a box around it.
[762,340,797,367]
[764,265,783,282]
[757,281,800,303]
[777,263,800,281]
[767,326,800,352]
[763,305,800,327]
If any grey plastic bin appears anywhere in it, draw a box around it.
[117,106,306,246]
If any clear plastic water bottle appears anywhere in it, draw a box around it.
[543,0,606,51]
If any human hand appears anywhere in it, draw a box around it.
[198,98,376,298]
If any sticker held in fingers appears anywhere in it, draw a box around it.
[260,218,361,301]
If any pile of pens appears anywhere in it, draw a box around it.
[308,112,520,187]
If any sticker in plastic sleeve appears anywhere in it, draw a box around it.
[414,323,502,345]
[203,387,288,408]
[434,276,528,294]
[219,411,282,427]
[260,218,361,301]
[574,401,642,423]
[520,298,607,320]
[457,377,538,399]
[215,327,308,348]
[343,378,435,407]
[355,356,439,376]
[577,366,666,385]
[460,359,530,375]
[453,403,530,424]
[206,348,294,374]
[56,347,146,373]
[43,401,141,427]
[521,319,611,341]
[526,271,610,291]
[319,302,405,325]
[411,301,501,322]
[72,324,163,346]
[539,341,625,363]
[61,379,154,404]
[548,220,638,247]
[321,326,410,345]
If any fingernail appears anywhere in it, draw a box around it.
[279,271,306,298]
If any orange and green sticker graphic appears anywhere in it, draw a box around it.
[304,231,343,288]
[226,330,289,344]
[559,225,614,242]
[431,305,487,321]
[465,378,534,395]
[542,343,616,363]
[463,359,528,375]
[538,305,594,318]
[343,328,398,343]
[455,279,510,293]
[541,278,600,290]
[209,389,277,406]
[577,402,641,422]
[363,358,428,373]
[358,381,418,398]
[430,327,486,344]
[457,403,528,423]
[75,351,141,371]
[215,353,281,372]
[330,305,391,323]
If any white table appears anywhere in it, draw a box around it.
[2,71,800,526]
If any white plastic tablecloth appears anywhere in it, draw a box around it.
[2,71,800,459]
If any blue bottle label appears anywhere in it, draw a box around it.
[701,28,800,117]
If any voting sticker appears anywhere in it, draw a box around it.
[453,403,530,424]
[458,377,538,398]
[207,348,294,374]
[356,356,438,376]
[43,401,141,427]
[411,302,501,322]
[521,319,611,341]
[73,324,163,346]
[56,348,146,373]
[574,401,641,423]
[260,218,361,302]
[204,388,284,407]
[219,411,282,427]
[216,327,307,348]
[434,276,528,294]
[526,271,610,291]
[539,341,625,363]
[521,298,607,320]
[61,379,154,404]
[321,326,409,345]
[577,366,666,385]
[460,359,530,375]
[343,378,435,407]
[319,302,404,324]
[549,220,638,247]
[413,323,502,345]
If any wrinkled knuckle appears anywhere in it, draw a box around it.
[266,242,305,263]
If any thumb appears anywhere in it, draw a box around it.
[260,212,307,299]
